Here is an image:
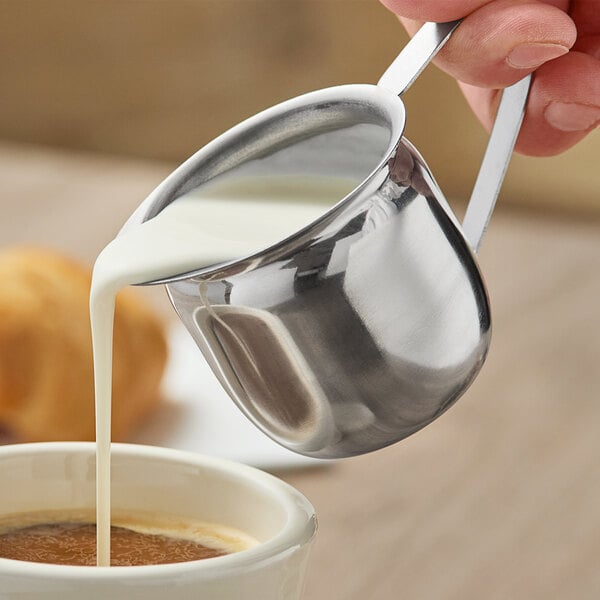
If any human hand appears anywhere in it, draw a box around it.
[380,0,600,156]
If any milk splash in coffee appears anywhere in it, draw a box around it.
[90,175,357,565]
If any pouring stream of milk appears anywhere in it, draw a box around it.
[90,175,357,566]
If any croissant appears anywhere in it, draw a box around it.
[0,247,167,442]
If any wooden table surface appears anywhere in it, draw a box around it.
[2,142,599,599]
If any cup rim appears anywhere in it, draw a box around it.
[0,442,316,580]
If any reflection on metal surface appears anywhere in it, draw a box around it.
[124,46,527,455]
[194,300,334,452]
[142,86,490,457]
[115,17,530,459]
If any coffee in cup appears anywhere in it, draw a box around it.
[0,443,316,600]
[0,509,257,566]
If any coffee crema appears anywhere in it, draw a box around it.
[0,510,257,567]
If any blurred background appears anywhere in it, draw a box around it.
[1,0,598,214]
[1,1,599,599]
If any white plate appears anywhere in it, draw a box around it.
[131,324,328,472]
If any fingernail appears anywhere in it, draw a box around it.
[506,43,569,69]
[544,102,600,132]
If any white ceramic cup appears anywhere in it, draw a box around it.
[0,442,316,599]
